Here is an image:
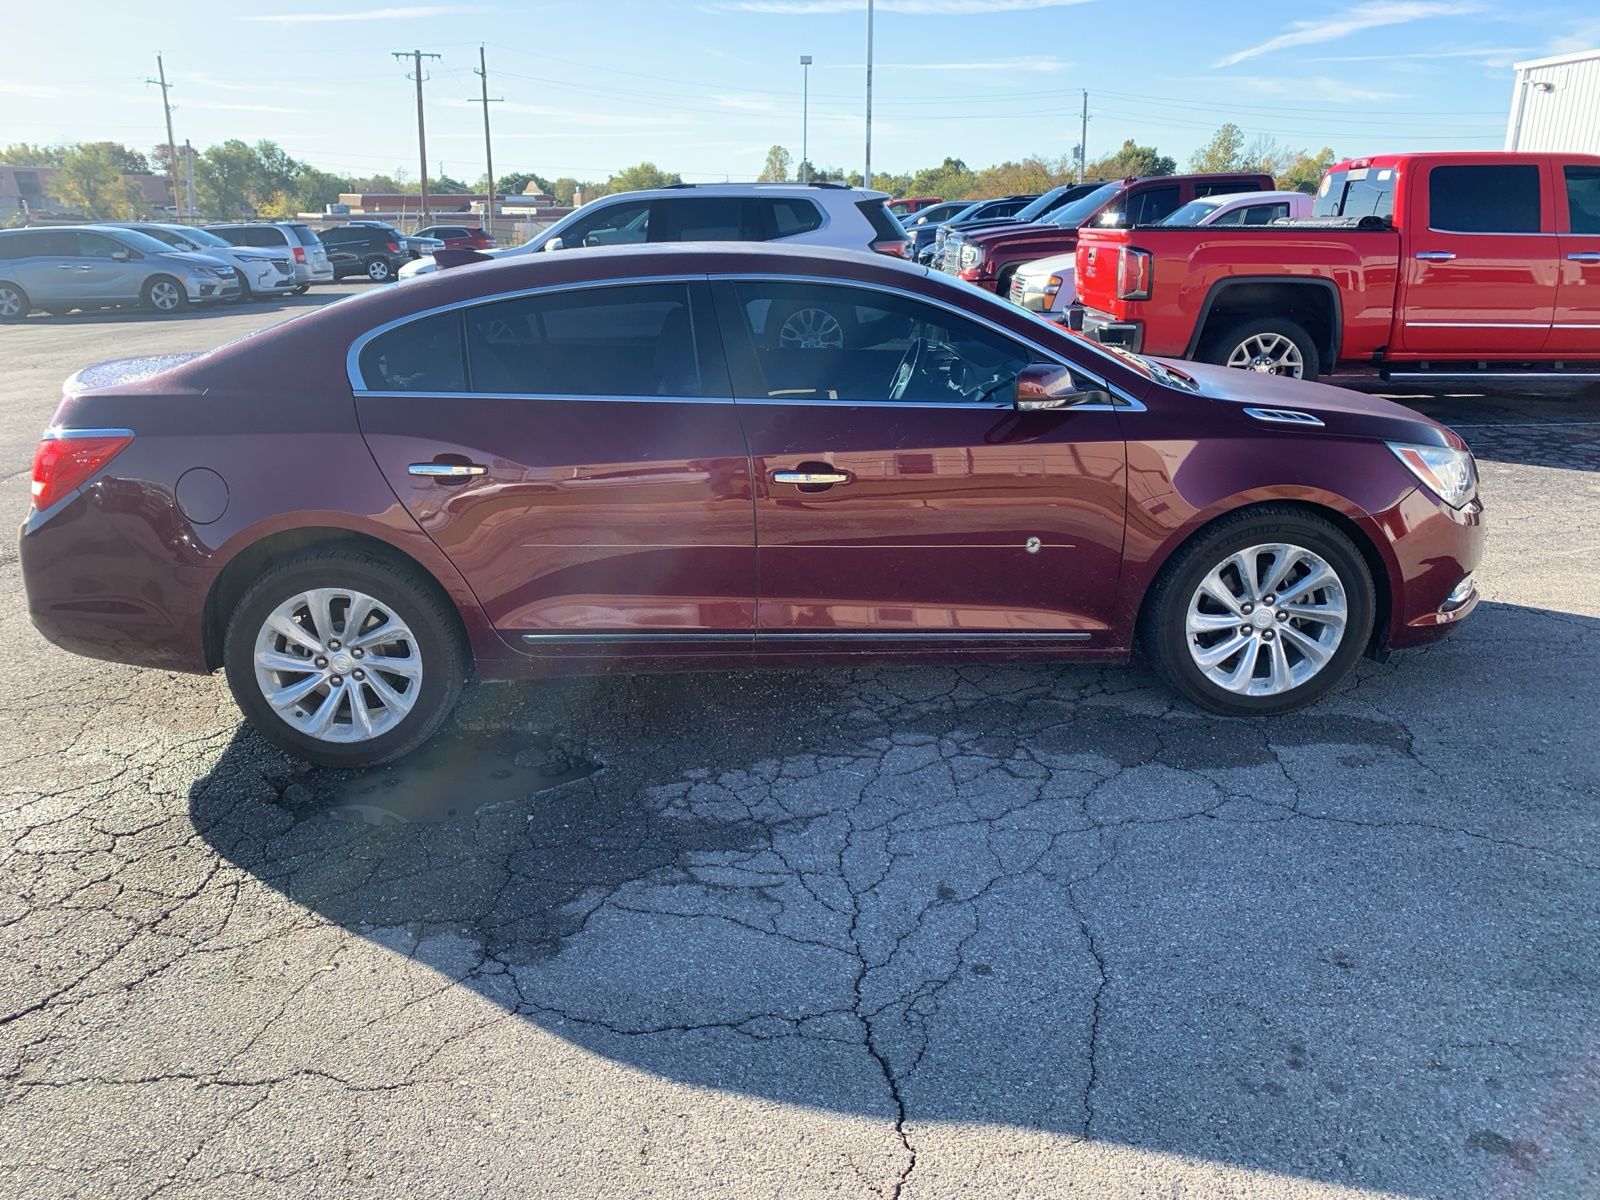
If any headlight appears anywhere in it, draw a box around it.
[1388,442,1477,508]
[960,243,981,268]
[211,264,236,277]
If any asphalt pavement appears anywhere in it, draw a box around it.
[0,284,1596,1199]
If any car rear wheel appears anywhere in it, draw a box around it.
[142,275,187,314]
[0,281,30,321]
[364,257,393,282]
[1204,316,1320,382]
[223,551,467,768]
[292,284,310,295]
[1140,508,1374,716]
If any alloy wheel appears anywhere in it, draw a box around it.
[1225,332,1304,378]
[0,286,23,317]
[252,587,423,743]
[367,259,392,281]
[1184,542,1347,697]
[149,280,182,311]
[779,307,845,350]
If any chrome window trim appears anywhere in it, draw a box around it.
[41,426,136,441]
[346,269,1146,412]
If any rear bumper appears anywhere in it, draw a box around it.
[1079,307,1144,353]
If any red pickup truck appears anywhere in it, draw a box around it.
[939,172,1274,296]
[1073,151,1600,381]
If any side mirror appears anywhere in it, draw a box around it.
[110,249,131,261]
[1097,211,1125,227]
[543,236,565,252]
[1014,363,1111,411]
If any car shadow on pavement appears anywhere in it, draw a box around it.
[1348,379,1600,472]
[18,291,336,326]
[187,599,1600,1197]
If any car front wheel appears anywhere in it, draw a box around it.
[142,275,187,314]
[1141,508,1375,715]
[223,551,467,768]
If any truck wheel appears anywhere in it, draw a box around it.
[1204,316,1319,382]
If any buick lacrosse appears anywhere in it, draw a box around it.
[22,243,1482,767]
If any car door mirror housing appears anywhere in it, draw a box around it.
[111,249,131,261]
[1014,363,1111,411]
[543,236,565,252]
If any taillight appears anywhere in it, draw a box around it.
[293,245,306,263]
[870,237,907,258]
[31,430,134,512]
[1117,247,1152,300]
[386,241,399,253]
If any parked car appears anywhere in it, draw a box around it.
[22,242,1482,767]
[1073,151,1600,382]
[414,224,495,250]
[399,182,906,279]
[910,196,1038,264]
[929,183,1106,263]
[1010,190,1314,316]
[0,225,240,319]
[942,173,1275,295]
[202,221,333,291]
[887,196,942,218]
[317,224,413,282]
[347,221,444,258]
[106,222,298,300]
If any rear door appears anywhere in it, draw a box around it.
[712,276,1128,645]
[1551,163,1600,356]
[353,278,758,656]
[6,230,76,305]
[1397,160,1558,356]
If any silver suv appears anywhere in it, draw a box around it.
[0,225,241,320]
[202,221,334,291]
[400,182,906,279]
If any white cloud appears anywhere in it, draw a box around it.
[1549,19,1600,55]
[1214,2,1479,68]
[240,6,480,23]
[1221,74,1407,103]
[703,0,1090,14]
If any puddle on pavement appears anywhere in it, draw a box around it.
[267,730,598,825]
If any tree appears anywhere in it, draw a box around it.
[973,154,1075,197]
[0,143,65,166]
[495,170,548,197]
[81,142,149,174]
[604,162,681,193]
[1275,146,1337,194]
[548,177,589,205]
[258,190,298,220]
[908,157,976,200]
[757,145,792,183]
[293,167,348,213]
[195,140,265,216]
[53,143,143,218]
[1189,123,1247,173]
[1085,139,1175,180]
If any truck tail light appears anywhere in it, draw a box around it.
[1117,247,1152,301]
[293,245,306,264]
[870,237,907,258]
[31,430,134,512]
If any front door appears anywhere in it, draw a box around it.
[354,279,758,656]
[1397,160,1558,357]
[711,278,1128,647]
[73,231,144,303]
[1552,163,1600,358]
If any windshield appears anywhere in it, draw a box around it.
[1159,198,1224,226]
[108,228,185,255]
[1043,183,1123,228]
[165,225,231,248]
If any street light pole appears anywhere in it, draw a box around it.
[800,55,812,184]
[864,0,874,189]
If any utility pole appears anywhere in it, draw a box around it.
[468,45,503,218]
[393,49,441,224]
[799,55,812,184]
[1078,89,1089,182]
[864,0,874,189]
[183,139,197,218]
[146,54,180,215]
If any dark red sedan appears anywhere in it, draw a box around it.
[21,243,1483,767]
[414,224,495,251]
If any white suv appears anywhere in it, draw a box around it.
[400,183,905,280]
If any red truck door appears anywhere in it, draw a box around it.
[1552,163,1600,357]
[1397,159,1558,357]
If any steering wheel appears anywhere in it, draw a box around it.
[888,337,925,401]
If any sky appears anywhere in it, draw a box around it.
[4,1,1599,184]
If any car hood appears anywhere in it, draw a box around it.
[164,250,228,270]
[1017,251,1078,279]
[966,221,1070,247]
[1161,359,1463,450]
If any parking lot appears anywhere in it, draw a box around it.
[1,286,1597,1198]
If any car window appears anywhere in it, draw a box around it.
[358,312,467,393]
[656,196,756,241]
[765,198,823,238]
[1429,164,1541,233]
[213,226,282,248]
[1124,186,1181,226]
[10,230,75,257]
[289,224,323,246]
[75,231,128,259]
[1195,181,1261,198]
[463,282,704,397]
[1240,203,1290,225]
[721,280,1033,406]
[556,200,651,248]
[1314,167,1395,220]
[1565,166,1600,235]
[320,228,355,243]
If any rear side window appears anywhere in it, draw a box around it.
[655,196,757,241]
[1124,186,1180,226]
[1565,166,1600,234]
[0,231,62,258]
[1214,202,1292,226]
[463,282,702,397]
[214,226,283,248]
[1429,165,1541,233]
[855,199,903,243]
[765,198,823,238]
[358,312,467,392]
[1195,180,1262,198]
[289,224,322,246]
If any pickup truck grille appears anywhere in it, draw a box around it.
[1008,273,1026,305]
[940,241,962,274]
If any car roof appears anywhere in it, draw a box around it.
[587,184,892,202]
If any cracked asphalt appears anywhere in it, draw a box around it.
[1,287,1597,1199]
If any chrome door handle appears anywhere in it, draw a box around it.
[408,462,486,477]
[1568,252,1600,262]
[1415,251,1456,262]
[56,264,75,270]
[772,470,850,486]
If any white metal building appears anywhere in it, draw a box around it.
[1506,48,1600,154]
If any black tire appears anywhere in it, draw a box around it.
[142,275,188,315]
[231,268,253,302]
[1201,315,1320,382]
[223,550,468,769]
[1139,506,1375,716]
[0,280,31,322]
[292,283,310,295]
[363,256,394,283]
